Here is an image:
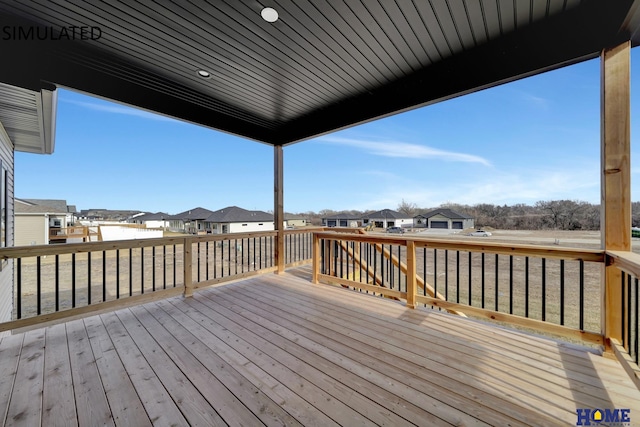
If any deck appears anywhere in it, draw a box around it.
[1,269,638,426]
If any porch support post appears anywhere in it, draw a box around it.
[183,237,193,297]
[274,145,285,274]
[601,41,631,346]
[406,240,417,309]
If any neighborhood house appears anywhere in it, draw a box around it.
[204,206,274,234]
[414,208,475,230]
[15,198,77,246]
[362,209,413,229]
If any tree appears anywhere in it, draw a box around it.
[535,200,590,230]
[397,199,418,217]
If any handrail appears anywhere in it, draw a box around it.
[0,229,320,331]
[313,231,605,261]
[313,231,606,345]
[606,250,640,388]
[607,250,640,277]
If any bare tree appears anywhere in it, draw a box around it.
[536,200,589,230]
[397,199,418,217]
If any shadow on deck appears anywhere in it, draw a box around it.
[1,267,638,426]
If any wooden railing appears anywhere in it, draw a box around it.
[312,230,640,387]
[313,231,606,345]
[0,228,317,332]
[606,250,640,387]
[4,225,638,385]
[48,225,100,242]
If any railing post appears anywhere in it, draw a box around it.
[183,237,193,297]
[601,41,631,347]
[312,233,320,284]
[274,145,285,274]
[406,240,417,309]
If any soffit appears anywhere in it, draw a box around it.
[0,0,636,145]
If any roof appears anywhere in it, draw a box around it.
[322,213,362,220]
[284,214,307,220]
[204,206,273,223]
[167,207,215,221]
[364,209,410,220]
[0,82,56,154]
[21,198,73,213]
[417,208,474,220]
[15,199,66,214]
[134,212,169,222]
[0,1,638,146]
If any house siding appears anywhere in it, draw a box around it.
[227,222,275,233]
[0,123,14,331]
[16,215,46,246]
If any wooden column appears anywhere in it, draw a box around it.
[601,41,631,345]
[183,237,193,297]
[312,233,320,284]
[274,145,285,274]
[406,240,417,309]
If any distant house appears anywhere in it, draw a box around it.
[167,207,214,234]
[362,209,413,229]
[204,206,274,234]
[129,212,170,229]
[322,213,361,228]
[21,198,77,225]
[78,208,143,222]
[414,208,474,230]
[15,198,74,246]
[284,214,308,228]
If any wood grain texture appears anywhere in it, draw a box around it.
[0,269,638,426]
[601,41,631,344]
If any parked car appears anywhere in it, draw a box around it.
[386,226,405,234]
[467,230,492,237]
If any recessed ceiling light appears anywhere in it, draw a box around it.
[261,7,278,23]
[196,69,211,78]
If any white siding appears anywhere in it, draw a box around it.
[0,123,14,329]
[144,220,169,229]
[15,215,47,246]
[228,222,275,233]
[285,219,307,227]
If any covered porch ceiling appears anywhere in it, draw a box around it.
[1,0,639,147]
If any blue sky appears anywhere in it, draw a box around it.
[15,50,640,214]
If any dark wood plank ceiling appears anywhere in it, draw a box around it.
[0,0,637,145]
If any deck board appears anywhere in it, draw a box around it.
[247,275,638,413]
[83,315,150,427]
[1,269,639,426]
[225,279,567,424]
[66,319,114,427]
[6,330,45,426]
[42,323,77,426]
[0,334,23,425]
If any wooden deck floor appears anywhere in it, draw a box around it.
[1,270,639,426]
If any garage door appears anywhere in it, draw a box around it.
[430,221,448,229]
[452,221,463,229]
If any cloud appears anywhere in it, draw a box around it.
[332,165,600,212]
[319,136,491,166]
[521,93,548,108]
[62,99,177,122]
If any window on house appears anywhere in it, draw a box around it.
[242,224,247,226]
